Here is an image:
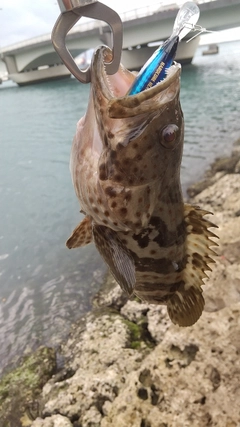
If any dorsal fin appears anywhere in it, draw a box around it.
[167,204,218,327]
[93,224,136,296]
[66,215,93,249]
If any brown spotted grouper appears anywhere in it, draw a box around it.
[67,46,217,327]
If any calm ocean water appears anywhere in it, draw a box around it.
[0,40,240,373]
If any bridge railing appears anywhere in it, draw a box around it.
[120,0,218,21]
[0,0,218,53]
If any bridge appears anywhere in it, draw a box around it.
[0,0,240,85]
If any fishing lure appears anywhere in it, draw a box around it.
[128,2,200,95]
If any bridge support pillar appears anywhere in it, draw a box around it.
[3,55,18,74]
[99,29,113,49]
[121,38,200,71]
[121,47,156,71]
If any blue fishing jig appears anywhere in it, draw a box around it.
[128,35,179,95]
[128,2,200,95]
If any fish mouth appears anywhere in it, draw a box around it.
[92,45,181,118]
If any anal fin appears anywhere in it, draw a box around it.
[66,215,93,248]
[93,225,136,296]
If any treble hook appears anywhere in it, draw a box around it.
[51,0,123,83]
[185,23,217,43]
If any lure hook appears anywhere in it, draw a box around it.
[185,24,217,43]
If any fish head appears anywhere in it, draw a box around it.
[71,45,184,231]
[92,45,183,186]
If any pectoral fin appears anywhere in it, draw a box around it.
[93,225,136,296]
[66,215,93,248]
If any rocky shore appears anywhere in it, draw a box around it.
[1,140,240,427]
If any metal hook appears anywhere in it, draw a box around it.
[184,23,217,43]
[51,0,123,83]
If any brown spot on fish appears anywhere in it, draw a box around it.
[134,255,186,275]
[108,130,114,139]
[105,186,117,198]
[110,150,117,161]
[116,142,124,151]
[114,174,123,182]
[136,279,183,295]
[121,239,128,245]
[170,282,182,292]
[125,192,132,202]
[132,231,149,249]
[111,201,117,208]
[104,134,108,146]
[99,164,107,180]
[120,207,128,216]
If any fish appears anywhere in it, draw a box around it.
[67,45,218,327]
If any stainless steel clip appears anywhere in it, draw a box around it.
[51,0,123,83]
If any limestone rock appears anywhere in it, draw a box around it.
[0,346,56,427]
[211,154,240,174]
[32,414,73,427]
[120,300,149,323]
[102,304,240,427]
[147,305,171,343]
[92,270,128,310]
[40,312,148,426]
[187,171,224,198]
[192,173,240,212]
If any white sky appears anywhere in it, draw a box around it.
[0,0,240,47]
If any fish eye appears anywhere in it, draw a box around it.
[161,124,179,148]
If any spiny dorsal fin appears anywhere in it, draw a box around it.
[93,224,136,296]
[66,215,93,249]
[167,204,218,327]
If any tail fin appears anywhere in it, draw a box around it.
[167,283,205,326]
